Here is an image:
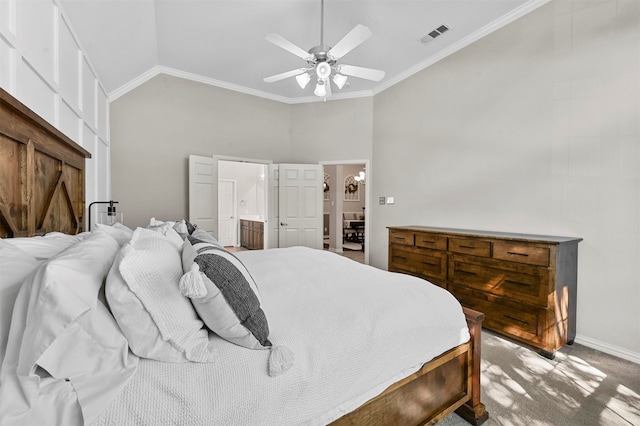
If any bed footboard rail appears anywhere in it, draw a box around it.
[331,307,488,426]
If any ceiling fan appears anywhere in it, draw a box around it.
[263,0,385,98]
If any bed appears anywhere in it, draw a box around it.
[0,87,488,426]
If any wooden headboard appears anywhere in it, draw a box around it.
[0,88,91,237]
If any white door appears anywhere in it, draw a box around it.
[278,164,323,249]
[267,164,279,249]
[188,155,217,232]
[218,179,236,246]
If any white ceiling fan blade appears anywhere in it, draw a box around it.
[327,24,372,60]
[337,64,385,82]
[264,68,308,83]
[265,33,313,61]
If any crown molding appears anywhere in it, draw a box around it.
[109,0,551,104]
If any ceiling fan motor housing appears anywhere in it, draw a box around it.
[307,45,336,66]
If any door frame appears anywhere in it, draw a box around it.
[218,178,238,247]
[213,155,273,247]
[320,159,371,265]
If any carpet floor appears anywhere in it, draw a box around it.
[440,331,640,425]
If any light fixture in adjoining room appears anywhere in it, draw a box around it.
[263,0,385,99]
[354,170,366,184]
[296,72,311,89]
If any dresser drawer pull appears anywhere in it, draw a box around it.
[507,251,529,257]
[421,239,436,244]
[394,236,407,241]
[421,260,438,266]
[505,280,531,288]
[460,245,476,249]
[393,256,407,261]
[504,314,530,325]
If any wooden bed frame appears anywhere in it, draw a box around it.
[0,87,487,425]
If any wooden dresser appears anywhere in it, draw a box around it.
[388,226,581,359]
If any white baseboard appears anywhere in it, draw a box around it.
[574,334,640,364]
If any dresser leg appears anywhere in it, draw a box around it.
[539,349,556,360]
[567,339,575,345]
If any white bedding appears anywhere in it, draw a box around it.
[92,247,469,425]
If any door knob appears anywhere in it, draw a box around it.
[280,222,288,226]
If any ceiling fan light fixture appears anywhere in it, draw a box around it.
[332,73,348,89]
[314,81,327,97]
[316,61,331,80]
[296,72,311,89]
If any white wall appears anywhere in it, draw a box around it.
[370,0,639,362]
[0,0,110,220]
[219,161,267,218]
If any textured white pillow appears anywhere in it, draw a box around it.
[106,227,214,362]
[3,232,80,260]
[0,240,40,368]
[94,222,134,246]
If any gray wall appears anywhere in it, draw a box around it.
[370,0,639,358]
[110,74,292,228]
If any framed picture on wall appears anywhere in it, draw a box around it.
[344,175,359,202]
[324,173,330,201]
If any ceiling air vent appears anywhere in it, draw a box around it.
[420,24,450,43]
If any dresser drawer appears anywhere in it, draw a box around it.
[414,233,447,250]
[449,238,491,257]
[449,255,548,306]
[493,241,550,266]
[449,285,542,342]
[389,230,414,246]
[389,246,447,282]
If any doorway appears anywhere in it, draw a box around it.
[218,160,268,248]
[320,160,370,265]
[188,155,326,252]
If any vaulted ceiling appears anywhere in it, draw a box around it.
[59,0,547,103]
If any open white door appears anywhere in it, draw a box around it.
[267,164,279,249]
[278,164,323,249]
[188,155,217,233]
[218,179,236,246]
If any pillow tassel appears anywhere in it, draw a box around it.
[179,263,208,298]
[268,345,294,377]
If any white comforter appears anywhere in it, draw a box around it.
[92,247,469,425]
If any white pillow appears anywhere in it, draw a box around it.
[94,222,134,246]
[0,240,40,368]
[106,227,214,362]
[149,217,190,240]
[3,232,80,260]
[0,230,137,424]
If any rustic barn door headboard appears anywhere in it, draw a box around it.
[0,88,91,237]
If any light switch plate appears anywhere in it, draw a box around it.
[379,197,386,205]
[386,197,395,204]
